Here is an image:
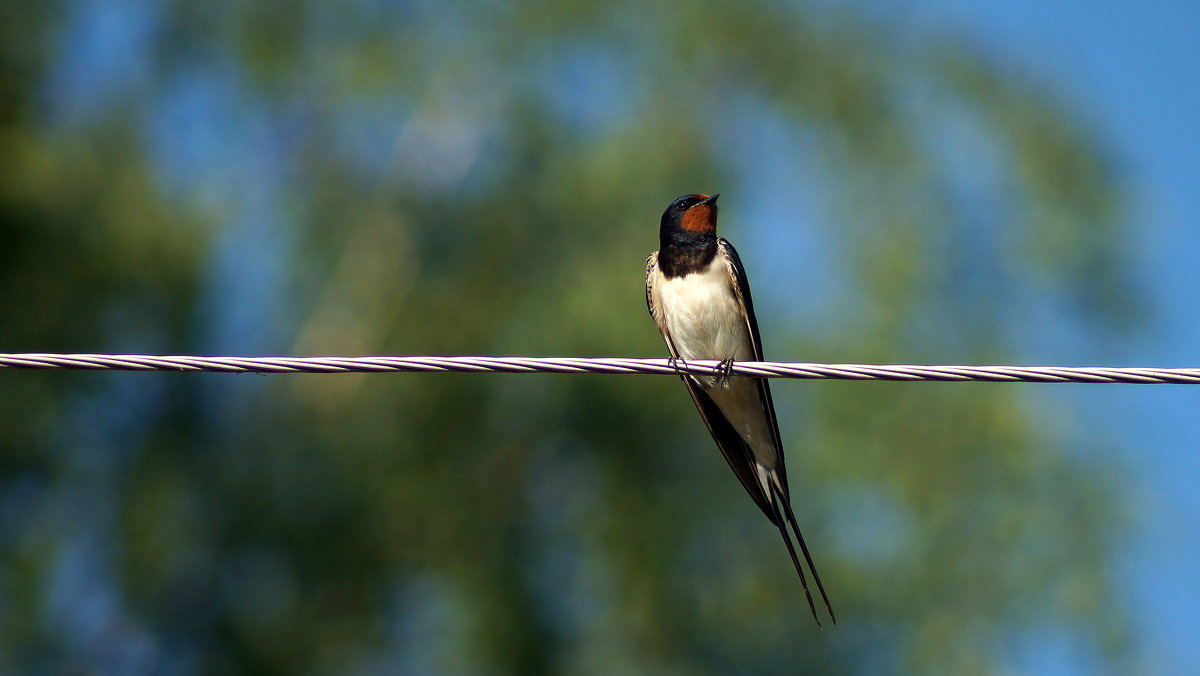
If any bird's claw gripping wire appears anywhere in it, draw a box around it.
[716,357,735,387]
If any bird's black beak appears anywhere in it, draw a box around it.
[700,193,720,206]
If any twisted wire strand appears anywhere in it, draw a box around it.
[2,353,1199,384]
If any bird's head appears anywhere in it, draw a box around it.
[660,193,719,245]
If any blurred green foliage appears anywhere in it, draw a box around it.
[0,0,1136,673]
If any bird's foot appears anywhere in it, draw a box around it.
[715,357,734,387]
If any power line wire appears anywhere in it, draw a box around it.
[1,353,1198,384]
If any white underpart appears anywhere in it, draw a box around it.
[653,259,780,469]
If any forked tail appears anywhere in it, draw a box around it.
[768,480,836,627]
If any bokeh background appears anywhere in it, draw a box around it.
[1,1,1196,673]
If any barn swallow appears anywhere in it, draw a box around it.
[645,193,835,626]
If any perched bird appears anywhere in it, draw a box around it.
[645,193,835,626]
